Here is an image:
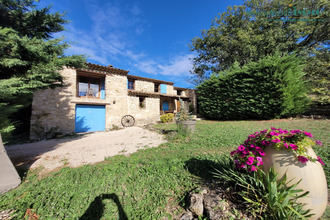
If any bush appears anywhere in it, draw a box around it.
[160,113,174,123]
[213,157,312,219]
[197,54,309,120]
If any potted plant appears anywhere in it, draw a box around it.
[230,127,327,219]
[175,98,196,133]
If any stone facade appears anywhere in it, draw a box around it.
[127,96,160,124]
[166,85,174,95]
[134,80,154,93]
[30,64,196,139]
[30,68,77,139]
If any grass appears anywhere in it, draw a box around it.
[0,119,329,219]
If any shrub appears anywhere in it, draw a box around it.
[197,54,309,120]
[213,157,312,219]
[160,113,174,123]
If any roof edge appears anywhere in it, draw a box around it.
[71,63,192,88]
[127,74,174,85]
[73,63,129,76]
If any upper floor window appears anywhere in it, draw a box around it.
[154,84,160,93]
[78,76,101,98]
[128,80,134,90]
[177,90,182,96]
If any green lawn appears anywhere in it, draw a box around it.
[0,119,329,219]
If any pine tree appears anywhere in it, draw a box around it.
[0,0,86,140]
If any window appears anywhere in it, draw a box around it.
[78,76,101,98]
[154,84,160,93]
[128,80,134,90]
[139,97,146,108]
[177,90,182,96]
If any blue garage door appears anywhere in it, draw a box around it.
[75,105,105,133]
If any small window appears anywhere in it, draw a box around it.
[139,97,146,108]
[128,80,134,90]
[78,76,101,98]
[154,84,160,93]
[177,90,182,96]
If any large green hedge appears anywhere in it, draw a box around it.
[197,54,309,120]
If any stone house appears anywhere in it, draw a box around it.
[30,63,197,139]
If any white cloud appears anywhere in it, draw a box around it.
[134,54,194,76]
[125,50,145,61]
[135,60,159,74]
[67,45,108,64]
[158,54,194,76]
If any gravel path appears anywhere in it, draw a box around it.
[5,127,166,173]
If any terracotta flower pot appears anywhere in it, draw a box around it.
[262,146,327,219]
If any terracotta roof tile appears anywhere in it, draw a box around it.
[127,75,174,85]
[174,86,190,90]
[79,63,129,75]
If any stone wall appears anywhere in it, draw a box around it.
[104,73,128,129]
[134,80,154,93]
[173,89,188,97]
[105,75,160,127]
[173,88,178,96]
[30,68,77,139]
[127,96,160,124]
[167,85,174,95]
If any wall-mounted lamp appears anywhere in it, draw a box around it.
[113,100,116,104]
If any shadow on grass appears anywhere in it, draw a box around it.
[182,157,235,210]
[16,166,30,180]
[184,158,224,181]
[159,129,177,134]
[79,193,128,220]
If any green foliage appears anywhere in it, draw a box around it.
[213,159,312,219]
[0,0,67,39]
[190,0,329,86]
[314,145,330,188]
[0,0,86,139]
[305,48,330,105]
[160,113,174,123]
[175,98,193,121]
[197,54,309,120]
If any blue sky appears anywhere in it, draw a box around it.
[41,0,243,88]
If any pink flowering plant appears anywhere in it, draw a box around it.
[231,127,325,172]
